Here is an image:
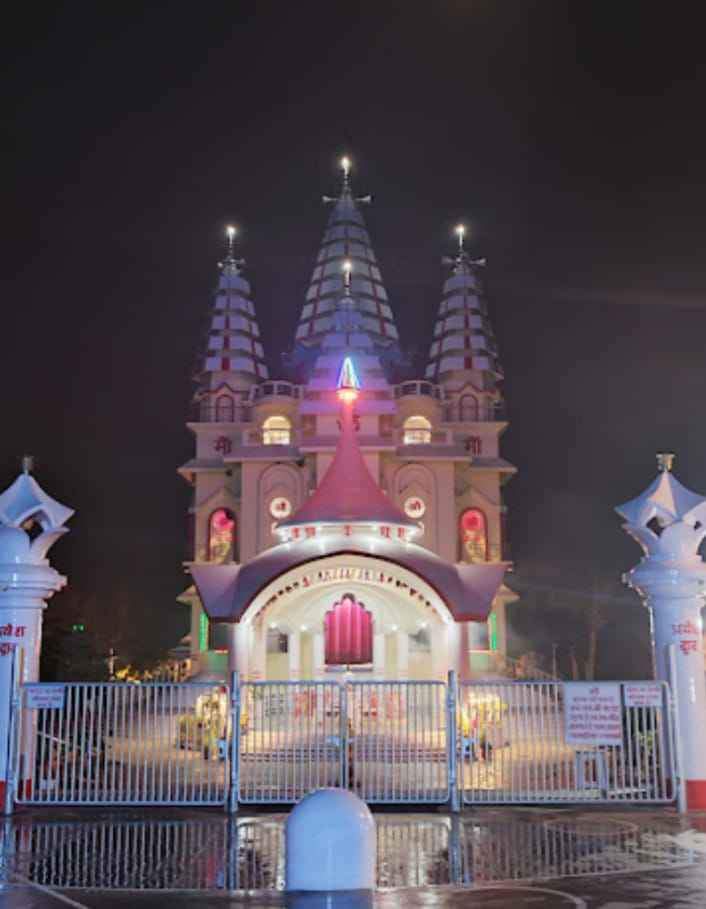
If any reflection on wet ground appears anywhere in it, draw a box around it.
[1,807,706,906]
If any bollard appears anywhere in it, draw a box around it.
[285,788,375,904]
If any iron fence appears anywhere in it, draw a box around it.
[16,682,229,805]
[7,675,677,810]
[458,680,675,805]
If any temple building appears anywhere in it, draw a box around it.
[178,159,516,681]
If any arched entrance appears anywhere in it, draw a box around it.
[234,553,455,682]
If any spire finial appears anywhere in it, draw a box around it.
[340,155,351,193]
[455,223,466,253]
[21,454,34,475]
[225,224,237,257]
[342,259,352,293]
[657,452,675,473]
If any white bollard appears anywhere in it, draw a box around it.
[285,789,376,896]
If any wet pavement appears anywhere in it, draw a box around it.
[2,805,706,907]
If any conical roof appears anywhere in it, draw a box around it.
[198,246,268,385]
[294,166,399,349]
[278,403,417,530]
[425,247,502,386]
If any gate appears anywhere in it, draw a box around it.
[7,675,677,810]
[15,681,229,805]
[238,681,345,803]
[237,680,448,804]
[458,680,676,805]
[347,681,448,803]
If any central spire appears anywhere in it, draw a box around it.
[293,156,400,355]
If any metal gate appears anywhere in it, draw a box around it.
[458,680,676,805]
[14,681,229,805]
[347,681,448,803]
[237,681,345,803]
[8,675,677,809]
[237,680,448,804]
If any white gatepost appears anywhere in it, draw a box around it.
[0,461,73,812]
[617,453,706,810]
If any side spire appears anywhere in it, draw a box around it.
[196,225,268,390]
[294,156,399,352]
[426,223,502,388]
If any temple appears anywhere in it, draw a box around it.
[178,158,516,681]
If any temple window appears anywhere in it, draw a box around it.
[459,394,478,421]
[208,508,236,562]
[215,394,235,422]
[263,415,291,445]
[460,507,488,561]
[403,415,432,444]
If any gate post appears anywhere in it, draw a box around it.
[0,464,73,807]
[1,650,20,815]
[617,454,706,809]
[447,670,460,812]
[228,670,240,813]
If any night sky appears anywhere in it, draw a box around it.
[4,2,706,677]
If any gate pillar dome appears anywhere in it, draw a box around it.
[617,453,706,809]
[0,462,73,811]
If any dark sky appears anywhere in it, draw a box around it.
[3,2,706,674]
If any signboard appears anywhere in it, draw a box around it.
[623,682,662,709]
[565,682,622,746]
[26,686,65,710]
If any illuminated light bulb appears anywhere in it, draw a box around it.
[341,155,351,175]
[300,625,308,632]
[342,259,353,273]
[391,624,399,632]
[226,225,236,239]
[338,387,358,403]
[455,223,466,251]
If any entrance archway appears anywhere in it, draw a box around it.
[236,553,454,681]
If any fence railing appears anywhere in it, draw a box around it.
[17,682,229,805]
[9,675,677,811]
[459,680,675,805]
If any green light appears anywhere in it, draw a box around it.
[488,612,497,651]
[71,623,86,633]
[199,611,209,651]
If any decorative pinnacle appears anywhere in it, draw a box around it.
[657,452,675,473]
[342,259,352,292]
[21,455,34,475]
[341,155,351,192]
[225,225,237,256]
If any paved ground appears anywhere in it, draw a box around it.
[2,806,706,907]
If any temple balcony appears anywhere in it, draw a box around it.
[442,401,507,422]
[188,403,253,424]
[250,381,302,401]
[393,380,445,401]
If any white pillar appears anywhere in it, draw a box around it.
[449,621,472,682]
[431,624,449,682]
[373,633,385,679]
[227,623,249,680]
[618,455,706,809]
[395,630,409,680]
[312,633,325,680]
[249,617,267,682]
[0,468,73,812]
[288,631,301,680]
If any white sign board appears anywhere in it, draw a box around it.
[623,682,662,709]
[565,682,622,746]
[26,687,65,710]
